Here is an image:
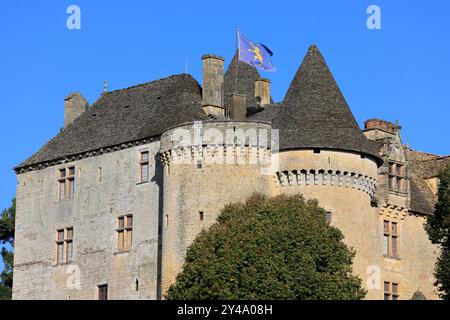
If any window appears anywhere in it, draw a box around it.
[199,211,204,222]
[391,222,398,258]
[66,228,73,262]
[140,151,149,182]
[325,212,332,224]
[56,228,74,264]
[388,162,405,193]
[383,220,399,258]
[117,215,133,252]
[58,167,75,201]
[384,282,399,300]
[98,284,108,300]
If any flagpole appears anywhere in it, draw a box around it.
[235,27,240,93]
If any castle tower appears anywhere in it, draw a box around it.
[159,121,274,295]
[257,45,384,299]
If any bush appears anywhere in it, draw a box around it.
[167,194,366,300]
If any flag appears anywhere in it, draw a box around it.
[237,31,276,72]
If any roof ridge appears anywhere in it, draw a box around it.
[104,73,196,95]
[409,149,442,159]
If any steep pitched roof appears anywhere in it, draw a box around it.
[223,52,261,111]
[16,74,206,171]
[251,45,381,163]
[408,150,450,215]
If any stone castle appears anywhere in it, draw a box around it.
[12,45,449,300]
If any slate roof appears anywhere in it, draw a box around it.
[16,74,207,171]
[223,52,262,111]
[250,45,381,163]
[408,150,450,215]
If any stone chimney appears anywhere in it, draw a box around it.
[230,94,247,121]
[255,77,271,107]
[364,119,401,135]
[202,54,225,117]
[64,92,88,128]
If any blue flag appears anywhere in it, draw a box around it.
[237,31,276,72]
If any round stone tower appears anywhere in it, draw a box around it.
[159,120,274,294]
[252,45,383,297]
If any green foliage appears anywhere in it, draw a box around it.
[0,198,15,244]
[0,198,15,300]
[167,194,366,300]
[425,164,450,299]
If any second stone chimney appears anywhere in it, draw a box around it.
[255,77,271,107]
[230,94,247,121]
[64,92,88,128]
[202,54,225,117]
[364,119,401,135]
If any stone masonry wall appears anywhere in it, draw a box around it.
[13,141,161,300]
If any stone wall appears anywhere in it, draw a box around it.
[13,141,161,300]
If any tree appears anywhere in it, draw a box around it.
[425,164,450,300]
[0,198,15,300]
[167,194,366,300]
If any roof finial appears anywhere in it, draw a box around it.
[103,80,108,94]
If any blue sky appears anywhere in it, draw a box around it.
[1,0,449,272]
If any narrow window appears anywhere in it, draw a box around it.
[391,222,398,258]
[388,163,395,175]
[117,217,125,252]
[126,215,133,251]
[58,169,66,201]
[384,282,391,300]
[65,227,74,263]
[325,212,332,224]
[98,284,108,300]
[392,283,399,300]
[56,230,65,264]
[397,165,404,177]
[140,151,150,182]
[199,211,204,222]
[383,220,390,256]
[197,160,203,170]
[397,177,403,193]
[67,167,75,199]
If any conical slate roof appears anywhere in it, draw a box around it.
[252,45,381,163]
[223,51,261,111]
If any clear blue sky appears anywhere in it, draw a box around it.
[1,0,449,272]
